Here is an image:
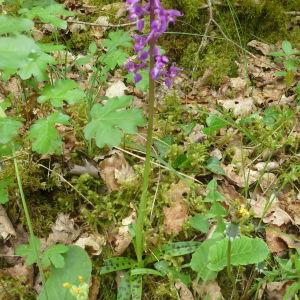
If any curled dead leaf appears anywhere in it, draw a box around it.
[75,233,106,256]
[193,281,224,300]
[175,281,194,300]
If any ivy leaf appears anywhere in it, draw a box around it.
[204,178,224,202]
[38,80,85,107]
[206,157,225,175]
[189,214,209,233]
[0,16,34,35]
[101,49,129,70]
[191,239,218,281]
[207,236,269,272]
[84,96,145,148]
[102,30,132,50]
[0,178,12,204]
[19,4,74,29]
[28,112,69,154]
[16,236,41,266]
[0,117,23,144]
[42,244,69,269]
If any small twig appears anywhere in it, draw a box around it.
[66,19,137,28]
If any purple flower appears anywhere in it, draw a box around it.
[126,0,182,87]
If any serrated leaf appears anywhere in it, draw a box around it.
[16,236,41,266]
[0,16,34,34]
[42,244,69,268]
[38,245,92,300]
[100,257,137,274]
[191,239,218,281]
[84,96,144,148]
[117,272,131,300]
[130,275,142,300]
[102,30,132,50]
[38,79,85,107]
[189,214,209,233]
[102,49,128,70]
[28,112,69,154]
[204,178,224,202]
[207,236,269,272]
[0,178,12,204]
[19,4,74,29]
[0,117,23,144]
[206,157,225,175]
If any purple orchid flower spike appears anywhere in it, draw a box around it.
[126,0,182,87]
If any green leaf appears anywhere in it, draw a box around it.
[0,16,33,35]
[102,49,128,70]
[189,214,210,233]
[130,268,163,277]
[16,236,41,266]
[282,40,294,56]
[203,114,227,135]
[207,202,228,217]
[117,272,131,300]
[38,80,85,107]
[0,178,12,204]
[130,275,142,300]
[84,96,145,148]
[100,257,137,274]
[206,157,225,175]
[284,59,298,72]
[191,239,218,281]
[126,69,149,92]
[28,112,69,154]
[208,236,269,272]
[0,117,23,144]
[102,30,132,50]
[19,4,74,29]
[38,245,92,300]
[42,244,69,268]
[283,282,300,300]
[204,178,224,202]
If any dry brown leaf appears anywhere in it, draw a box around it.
[265,281,287,300]
[188,124,206,143]
[175,281,194,300]
[193,281,224,300]
[247,40,273,55]
[259,172,277,191]
[223,164,259,187]
[99,151,135,192]
[114,209,136,255]
[163,181,189,235]
[75,233,106,256]
[218,97,254,117]
[0,205,16,240]
[47,213,80,245]
[89,276,100,300]
[5,263,33,286]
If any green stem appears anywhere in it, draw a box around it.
[135,0,156,268]
[12,144,48,300]
[227,238,238,300]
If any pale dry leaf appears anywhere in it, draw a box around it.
[69,22,87,33]
[69,159,99,178]
[75,233,106,256]
[47,213,80,245]
[210,148,222,160]
[266,282,287,300]
[229,77,247,91]
[254,161,279,172]
[0,205,16,240]
[105,80,128,98]
[175,281,194,300]
[99,151,135,192]
[223,164,259,187]
[247,40,273,55]
[163,181,189,235]
[114,209,136,255]
[218,97,254,117]
[188,124,206,143]
[259,172,277,191]
[193,281,224,300]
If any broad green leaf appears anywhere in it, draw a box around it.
[38,43,65,53]
[117,272,131,300]
[28,112,69,154]
[126,69,149,92]
[42,244,69,268]
[189,214,210,233]
[130,275,142,300]
[191,239,218,281]
[0,35,40,70]
[38,79,85,107]
[19,4,74,29]
[0,178,12,204]
[102,30,132,50]
[39,245,92,300]
[16,236,41,266]
[206,157,225,175]
[207,236,269,272]
[203,114,227,135]
[100,257,136,274]
[204,178,224,202]
[102,49,128,70]
[207,202,228,218]
[284,59,298,72]
[0,16,34,34]
[0,118,23,144]
[84,96,145,148]
[282,40,294,56]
